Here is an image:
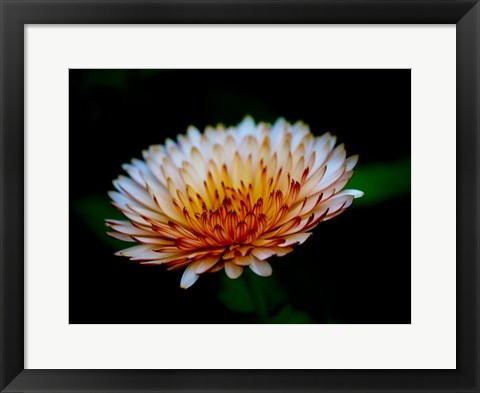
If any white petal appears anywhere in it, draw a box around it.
[122,163,146,187]
[325,144,346,173]
[225,261,243,279]
[249,258,273,277]
[282,193,321,221]
[345,155,359,171]
[195,256,221,274]
[233,254,255,266]
[180,264,200,289]
[107,232,135,242]
[342,189,364,198]
[177,133,193,156]
[318,165,346,190]
[145,155,168,186]
[130,236,173,246]
[143,144,165,164]
[125,203,169,224]
[106,220,154,236]
[166,144,186,168]
[108,190,132,209]
[140,253,188,264]
[251,247,277,260]
[318,172,352,197]
[270,118,287,151]
[116,210,151,227]
[314,194,354,217]
[190,147,207,177]
[310,134,335,172]
[290,122,310,150]
[237,116,256,137]
[129,251,167,261]
[299,166,327,199]
[279,233,312,247]
[115,244,153,257]
[186,126,202,150]
[223,135,238,169]
[114,175,156,209]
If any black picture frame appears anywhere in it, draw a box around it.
[1,1,478,392]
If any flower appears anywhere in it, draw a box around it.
[106,117,363,288]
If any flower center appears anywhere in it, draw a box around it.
[180,174,303,247]
[182,181,267,246]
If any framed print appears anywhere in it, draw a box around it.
[0,1,479,392]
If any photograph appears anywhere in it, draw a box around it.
[69,69,411,324]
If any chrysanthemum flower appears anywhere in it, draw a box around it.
[106,117,363,288]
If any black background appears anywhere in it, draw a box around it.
[69,69,410,324]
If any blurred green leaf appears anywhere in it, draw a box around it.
[217,274,254,313]
[325,315,343,324]
[217,272,312,323]
[84,70,129,89]
[270,305,313,324]
[74,194,125,249]
[136,69,174,79]
[204,93,277,125]
[348,158,410,206]
[217,271,287,314]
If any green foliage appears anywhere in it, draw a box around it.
[204,92,278,126]
[217,271,287,314]
[84,70,130,89]
[217,271,313,323]
[73,194,125,249]
[348,158,410,206]
[82,69,171,90]
[270,305,313,324]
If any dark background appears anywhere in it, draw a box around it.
[69,69,411,324]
